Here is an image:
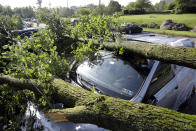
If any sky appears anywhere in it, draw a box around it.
[0,0,161,8]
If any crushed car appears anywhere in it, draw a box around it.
[71,38,196,111]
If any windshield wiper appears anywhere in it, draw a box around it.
[79,76,103,94]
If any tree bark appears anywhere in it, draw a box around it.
[101,41,196,69]
[0,75,196,131]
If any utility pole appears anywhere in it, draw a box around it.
[99,0,102,15]
[67,0,69,8]
[49,1,51,8]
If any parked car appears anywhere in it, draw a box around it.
[12,28,38,38]
[71,18,79,26]
[118,23,143,34]
[71,50,196,110]
[18,29,38,38]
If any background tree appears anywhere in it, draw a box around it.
[37,0,42,8]
[154,0,167,11]
[92,4,105,16]
[0,4,3,13]
[135,0,152,11]
[56,7,74,17]
[76,8,91,16]
[126,2,136,10]
[13,7,35,18]
[0,15,23,31]
[0,4,35,18]
[167,0,196,13]
[1,6,13,16]
[167,0,177,10]
[86,4,97,10]
[107,0,121,15]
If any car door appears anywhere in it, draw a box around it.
[143,63,176,108]
[153,65,196,110]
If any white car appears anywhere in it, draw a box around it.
[71,50,195,111]
[133,61,196,110]
[71,36,196,111]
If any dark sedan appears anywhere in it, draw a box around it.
[118,23,143,34]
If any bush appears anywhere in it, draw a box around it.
[167,1,176,10]
[76,8,91,16]
[123,9,146,15]
[0,15,23,31]
[71,15,119,61]
[0,15,23,68]
[167,0,196,14]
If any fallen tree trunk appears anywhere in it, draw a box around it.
[101,41,196,69]
[0,75,196,131]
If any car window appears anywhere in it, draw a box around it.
[76,51,150,100]
[144,63,175,100]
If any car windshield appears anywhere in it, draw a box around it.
[76,51,150,99]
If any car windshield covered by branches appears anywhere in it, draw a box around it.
[74,51,149,100]
[71,50,196,110]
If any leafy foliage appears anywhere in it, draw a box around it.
[76,8,91,16]
[0,15,23,31]
[37,9,119,61]
[2,29,69,79]
[0,9,119,130]
[71,15,119,61]
[13,7,35,18]
[126,2,136,10]
[0,84,35,130]
[36,8,76,55]
[0,5,35,18]
[1,29,70,123]
[135,0,152,11]
[107,0,121,15]
[154,0,167,11]
[0,15,23,71]
[124,0,153,14]
[91,5,105,16]
[167,0,196,13]
[72,15,118,42]
[72,40,96,61]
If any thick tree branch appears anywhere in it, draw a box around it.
[102,41,196,69]
[0,75,196,131]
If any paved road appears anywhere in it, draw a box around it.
[123,33,196,47]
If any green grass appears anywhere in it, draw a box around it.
[120,14,196,28]
[143,28,196,37]
[120,14,196,37]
